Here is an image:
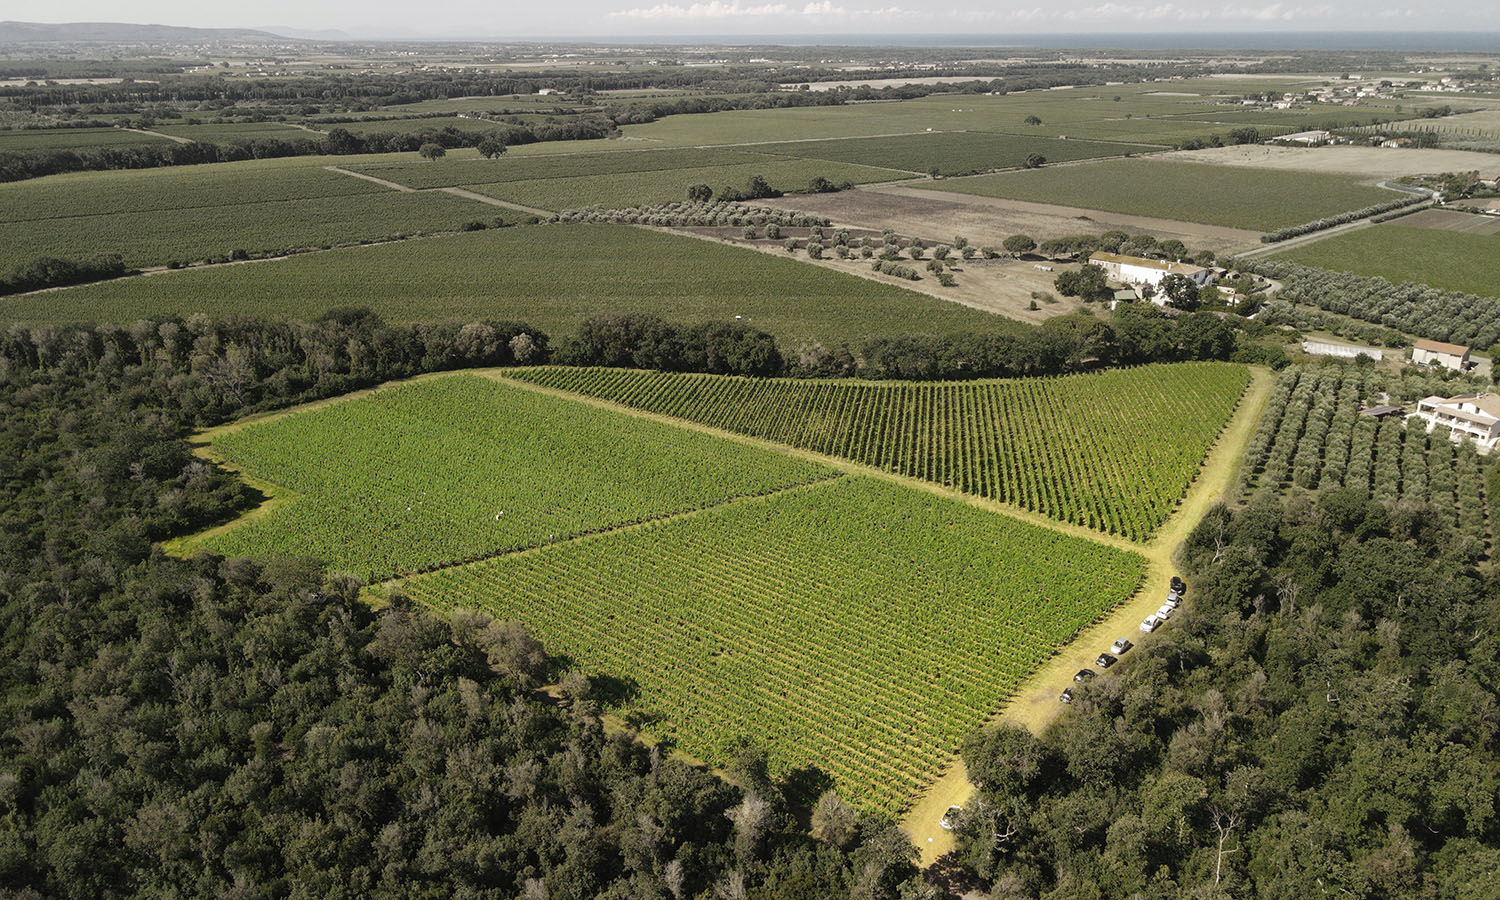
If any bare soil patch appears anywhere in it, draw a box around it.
[1175,144,1500,178]
[766,185,1261,255]
[1400,208,1500,235]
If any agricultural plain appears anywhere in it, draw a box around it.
[401,474,1146,815]
[917,157,1399,231]
[0,190,494,270]
[751,131,1154,175]
[196,375,835,579]
[1271,221,1500,297]
[506,363,1252,541]
[10,225,1019,346]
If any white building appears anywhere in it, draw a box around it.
[1411,338,1471,371]
[1416,394,1500,447]
[1088,252,1213,289]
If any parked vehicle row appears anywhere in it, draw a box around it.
[1063,577,1185,703]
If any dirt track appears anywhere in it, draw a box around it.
[766,185,1264,255]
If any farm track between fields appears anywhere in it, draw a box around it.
[899,365,1273,866]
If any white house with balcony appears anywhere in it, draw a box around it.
[1088,252,1212,289]
[1415,393,1500,448]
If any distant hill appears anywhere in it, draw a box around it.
[0,21,295,43]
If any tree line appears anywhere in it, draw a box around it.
[0,310,937,900]
[953,489,1500,899]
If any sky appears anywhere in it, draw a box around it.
[18,0,1500,38]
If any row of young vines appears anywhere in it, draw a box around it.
[507,363,1252,542]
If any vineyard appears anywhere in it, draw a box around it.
[1240,365,1490,553]
[399,475,1146,816]
[505,363,1252,541]
[195,375,834,579]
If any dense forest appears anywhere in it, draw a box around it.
[0,311,937,899]
[953,492,1500,899]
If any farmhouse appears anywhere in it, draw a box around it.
[1415,393,1500,447]
[1088,252,1213,288]
[1410,338,1471,371]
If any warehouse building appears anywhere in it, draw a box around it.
[1411,338,1471,372]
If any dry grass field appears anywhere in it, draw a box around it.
[766,185,1263,255]
[1176,144,1500,177]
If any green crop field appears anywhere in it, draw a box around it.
[916,158,1397,231]
[1272,223,1500,297]
[402,474,1146,815]
[506,362,1251,541]
[0,189,495,270]
[752,131,1154,175]
[195,374,833,579]
[345,147,771,189]
[462,159,908,210]
[5,225,1019,346]
[150,121,319,141]
[315,116,505,136]
[0,164,386,224]
[0,126,173,150]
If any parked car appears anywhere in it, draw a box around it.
[1074,669,1096,682]
[1059,688,1074,704]
[1140,615,1163,633]
[940,806,963,830]
[1095,653,1117,669]
[1110,638,1133,655]
[1156,604,1175,620]
[1162,594,1180,609]
[1171,576,1186,594]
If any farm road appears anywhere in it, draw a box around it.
[898,365,1275,866]
[322,165,553,216]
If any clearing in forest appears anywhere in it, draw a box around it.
[504,363,1253,542]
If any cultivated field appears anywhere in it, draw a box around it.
[1272,221,1500,297]
[505,363,1252,541]
[401,474,1146,815]
[916,157,1398,231]
[345,147,772,189]
[0,126,171,150]
[149,121,318,141]
[752,131,1154,175]
[10,225,1017,346]
[196,375,835,579]
[0,163,387,223]
[0,189,493,270]
[462,160,907,211]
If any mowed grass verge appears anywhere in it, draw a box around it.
[11,224,1021,346]
[192,374,835,580]
[507,363,1252,541]
[1271,223,1500,298]
[916,158,1398,231]
[0,190,498,270]
[401,474,1146,815]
